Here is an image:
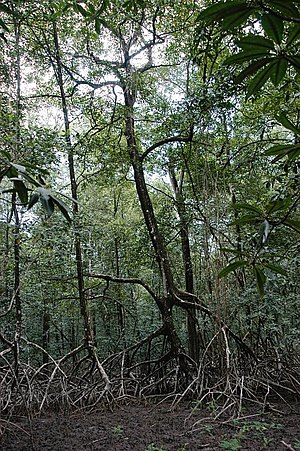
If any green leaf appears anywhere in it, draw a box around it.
[261,13,284,44]
[221,247,246,256]
[287,24,300,47]
[0,149,11,160]
[234,58,273,84]
[253,266,266,297]
[265,0,300,18]
[235,35,275,51]
[51,195,72,223]
[0,18,9,32]
[259,219,270,244]
[283,218,300,233]
[231,214,261,226]
[262,262,288,276]
[265,143,300,160]
[233,203,263,215]
[6,166,18,178]
[74,3,88,17]
[225,50,272,65]
[222,9,252,29]
[13,179,28,205]
[266,197,291,214]
[277,112,300,136]
[270,57,288,85]
[95,17,101,34]
[0,4,13,14]
[11,163,26,173]
[38,187,54,217]
[0,166,10,183]
[21,172,41,187]
[287,55,300,73]
[10,162,41,186]
[87,2,96,14]
[98,0,110,14]
[218,260,248,278]
[27,192,39,210]
[246,61,276,98]
[197,1,253,25]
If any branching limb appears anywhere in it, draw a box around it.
[141,135,193,161]
[85,272,158,302]
[172,289,257,360]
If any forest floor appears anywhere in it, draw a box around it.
[1,399,299,451]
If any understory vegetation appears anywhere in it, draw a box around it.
[0,0,299,416]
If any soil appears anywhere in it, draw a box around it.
[1,400,299,450]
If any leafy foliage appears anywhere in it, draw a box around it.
[197,0,300,98]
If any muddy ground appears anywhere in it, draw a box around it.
[1,399,299,450]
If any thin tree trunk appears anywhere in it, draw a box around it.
[50,18,110,390]
[12,13,22,379]
[42,309,50,364]
[51,20,94,351]
[113,192,125,339]
[168,164,199,362]
[12,193,21,377]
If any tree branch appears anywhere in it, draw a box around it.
[141,135,193,161]
[85,273,158,302]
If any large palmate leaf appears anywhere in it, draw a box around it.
[265,0,300,17]
[261,13,284,44]
[225,49,272,65]
[246,61,277,98]
[235,35,275,51]
[234,58,273,84]
[270,57,288,86]
[197,1,254,27]
[198,0,300,97]
[29,187,72,223]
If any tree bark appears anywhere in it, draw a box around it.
[12,13,22,379]
[121,53,186,364]
[51,20,94,351]
[168,163,199,362]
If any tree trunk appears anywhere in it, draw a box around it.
[51,20,94,351]
[168,164,199,362]
[12,14,22,379]
[122,59,185,363]
[12,193,21,377]
[42,309,50,365]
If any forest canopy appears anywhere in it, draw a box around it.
[0,0,299,413]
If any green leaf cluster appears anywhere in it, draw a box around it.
[0,161,72,223]
[197,0,300,98]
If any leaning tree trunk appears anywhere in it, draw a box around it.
[121,57,186,364]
